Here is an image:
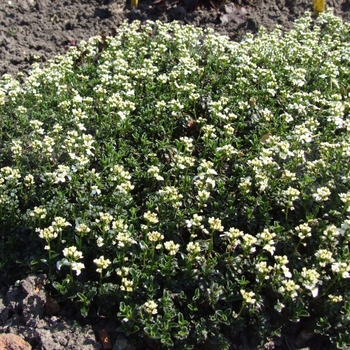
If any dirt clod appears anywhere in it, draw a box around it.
[0,333,31,350]
[44,296,61,317]
[99,329,112,350]
[0,275,101,350]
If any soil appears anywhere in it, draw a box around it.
[0,0,350,349]
[1,0,350,77]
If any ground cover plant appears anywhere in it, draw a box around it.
[1,10,350,349]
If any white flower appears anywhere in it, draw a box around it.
[52,217,71,231]
[91,185,101,195]
[275,255,292,278]
[339,192,350,205]
[281,266,292,279]
[315,249,334,267]
[11,140,22,157]
[24,174,35,187]
[295,222,312,239]
[278,280,300,300]
[93,256,111,273]
[71,262,85,276]
[143,211,159,224]
[30,206,47,219]
[96,236,104,247]
[120,278,134,292]
[240,290,256,305]
[274,300,285,312]
[331,262,350,278]
[147,166,164,181]
[63,246,83,261]
[76,223,91,236]
[186,241,201,255]
[143,300,158,315]
[36,226,58,241]
[197,189,210,202]
[164,240,180,256]
[185,214,203,228]
[263,244,275,255]
[208,217,224,232]
[57,258,70,270]
[300,268,320,297]
[312,187,331,202]
[147,231,164,242]
[328,294,343,303]
[116,267,130,277]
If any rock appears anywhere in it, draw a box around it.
[295,329,315,348]
[0,296,9,324]
[0,333,31,350]
[20,275,46,326]
[113,334,136,350]
[35,319,101,350]
[44,295,60,316]
[11,314,24,326]
[17,0,37,12]
[99,329,112,350]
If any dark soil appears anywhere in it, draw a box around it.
[0,0,349,349]
[1,0,350,77]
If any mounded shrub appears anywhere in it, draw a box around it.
[1,10,350,349]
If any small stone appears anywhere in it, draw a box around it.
[44,296,60,316]
[113,334,136,350]
[11,313,24,325]
[0,334,31,350]
[99,329,112,350]
[295,329,315,348]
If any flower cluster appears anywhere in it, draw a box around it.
[57,246,85,276]
[94,256,111,273]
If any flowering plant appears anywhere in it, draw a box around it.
[1,10,350,348]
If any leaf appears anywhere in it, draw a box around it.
[260,133,271,144]
[119,301,126,313]
[193,288,200,301]
[298,309,310,318]
[80,305,89,317]
[77,292,88,303]
[139,240,148,250]
[178,312,189,326]
[86,289,97,299]
[50,251,61,259]
[187,303,198,312]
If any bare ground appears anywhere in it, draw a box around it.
[1,0,350,77]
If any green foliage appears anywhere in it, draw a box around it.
[1,10,350,348]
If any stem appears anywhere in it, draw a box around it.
[315,275,340,300]
[143,249,147,269]
[285,206,289,222]
[77,236,82,251]
[69,264,73,280]
[235,302,246,318]
[294,238,302,256]
[57,230,63,250]
[341,204,349,216]
[151,245,155,265]
[165,256,172,287]
[208,229,214,258]
[48,244,52,278]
